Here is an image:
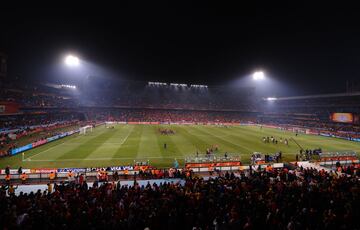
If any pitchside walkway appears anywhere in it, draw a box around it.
[12,178,185,196]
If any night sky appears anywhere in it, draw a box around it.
[1,5,360,96]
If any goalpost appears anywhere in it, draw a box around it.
[79,125,93,135]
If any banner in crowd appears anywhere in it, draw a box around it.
[11,144,33,155]
[0,128,21,134]
[0,101,19,115]
[47,135,60,142]
[32,139,47,148]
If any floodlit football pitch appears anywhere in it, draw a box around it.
[1,124,360,168]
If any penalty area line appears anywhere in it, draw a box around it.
[118,126,133,146]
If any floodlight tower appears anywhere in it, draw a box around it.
[251,70,268,99]
[63,54,87,88]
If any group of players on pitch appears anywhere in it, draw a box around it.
[158,128,176,135]
[262,136,289,145]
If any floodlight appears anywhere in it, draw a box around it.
[253,71,265,80]
[65,55,79,66]
[266,97,277,101]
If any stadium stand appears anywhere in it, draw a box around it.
[0,113,83,156]
[0,167,359,229]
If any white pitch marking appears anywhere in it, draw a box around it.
[118,126,133,146]
[78,126,134,160]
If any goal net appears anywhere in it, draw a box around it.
[79,125,93,135]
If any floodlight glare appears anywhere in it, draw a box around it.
[253,71,265,80]
[65,55,79,66]
[266,97,277,101]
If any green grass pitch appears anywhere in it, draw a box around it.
[1,124,360,169]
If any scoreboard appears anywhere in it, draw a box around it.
[330,113,354,123]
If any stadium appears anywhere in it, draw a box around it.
[1,5,360,230]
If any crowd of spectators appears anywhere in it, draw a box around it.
[0,113,82,157]
[0,88,78,108]
[1,79,256,110]
[2,78,360,114]
[258,116,360,139]
[0,113,82,131]
[88,109,256,124]
[0,167,358,229]
[77,82,256,111]
[261,95,360,114]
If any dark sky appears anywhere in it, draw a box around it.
[1,4,360,95]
